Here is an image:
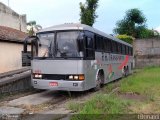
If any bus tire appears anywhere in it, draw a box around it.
[122,66,126,77]
[126,66,129,76]
[123,66,129,77]
[93,72,103,91]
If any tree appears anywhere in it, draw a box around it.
[126,8,146,24]
[79,0,99,26]
[27,21,42,36]
[114,8,147,38]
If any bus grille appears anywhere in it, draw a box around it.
[42,74,67,80]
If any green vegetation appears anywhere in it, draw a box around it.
[68,67,160,120]
[79,0,99,26]
[69,94,130,114]
[114,8,159,39]
[116,34,134,44]
[27,21,42,36]
[119,67,160,100]
[68,94,131,120]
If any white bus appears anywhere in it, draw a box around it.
[27,23,133,91]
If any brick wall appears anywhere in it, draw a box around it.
[0,70,32,94]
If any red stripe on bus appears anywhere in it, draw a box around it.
[118,55,129,70]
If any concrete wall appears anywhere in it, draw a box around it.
[134,38,160,68]
[0,70,32,94]
[0,41,30,73]
[0,2,27,32]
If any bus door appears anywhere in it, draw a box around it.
[22,36,39,66]
[83,31,95,88]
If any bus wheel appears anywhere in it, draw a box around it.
[122,66,126,77]
[122,66,129,77]
[126,66,129,76]
[93,73,102,91]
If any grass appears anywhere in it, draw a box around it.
[119,67,160,100]
[68,94,130,114]
[68,67,160,119]
[68,94,131,120]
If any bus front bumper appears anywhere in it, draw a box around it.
[32,79,85,91]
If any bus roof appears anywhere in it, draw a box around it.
[38,23,132,47]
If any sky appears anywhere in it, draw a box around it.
[0,0,160,34]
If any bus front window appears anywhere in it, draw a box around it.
[37,33,55,58]
[56,31,80,58]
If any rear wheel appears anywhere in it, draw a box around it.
[126,66,129,75]
[122,66,129,77]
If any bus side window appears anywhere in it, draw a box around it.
[130,47,133,56]
[129,47,131,55]
[95,35,98,50]
[107,39,112,53]
[115,42,118,54]
[85,36,95,59]
[101,37,104,52]
[118,43,122,54]
[95,35,101,51]
[95,35,106,52]
[131,47,133,55]
[111,41,116,53]
[128,46,130,55]
[77,32,85,52]
[122,45,125,55]
[94,35,97,50]
[120,44,122,54]
[126,46,128,55]
[104,38,107,52]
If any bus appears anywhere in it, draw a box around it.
[25,23,133,91]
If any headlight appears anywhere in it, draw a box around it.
[69,75,73,79]
[34,74,42,79]
[74,76,79,80]
[35,74,39,78]
[68,74,85,80]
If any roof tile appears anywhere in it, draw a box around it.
[0,26,27,41]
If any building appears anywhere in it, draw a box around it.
[0,2,28,73]
[0,2,27,32]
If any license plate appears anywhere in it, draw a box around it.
[49,82,58,86]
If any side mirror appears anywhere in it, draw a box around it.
[22,36,39,66]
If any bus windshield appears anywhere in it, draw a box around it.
[37,33,55,58]
[55,31,80,58]
[37,31,82,59]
